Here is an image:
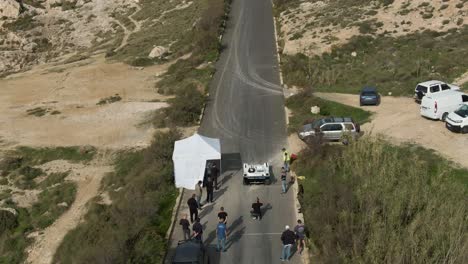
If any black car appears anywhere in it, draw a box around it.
[172,240,209,264]
[359,87,380,106]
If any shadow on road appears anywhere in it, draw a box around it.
[199,203,215,219]
[214,186,228,202]
[226,227,246,250]
[261,203,273,219]
[221,153,242,172]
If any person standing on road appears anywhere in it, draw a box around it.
[280,225,296,262]
[218,207,228,225]
[281,167,287,194]
[205,177,214,203]
[195,180,203,209]
[211,164,220,190]
[216,218,228,252]
[251,197,263,220]
[187,194,199,223]
[294,219,306,254]
[282,148,290,172]
[192,217,203,242]
[179,214,191,240]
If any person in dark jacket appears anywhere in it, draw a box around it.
[192,217,203,242]
[211,164,220,190]
[280,225,296,261]
[187,194,199,223]
[179,214,191,240]
[205,177,214,203]
[251,197,263,220]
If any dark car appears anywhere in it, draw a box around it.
[359,87,380,106]
[172,240,209,264]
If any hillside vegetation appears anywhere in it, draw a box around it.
[275,0,468,94]
[294,136,468,263]
[53,131,180,263]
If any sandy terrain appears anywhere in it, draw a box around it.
[0,55,173,149]
[315,92,468,168]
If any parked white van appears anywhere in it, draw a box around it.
[446,104,468,134]
[420,90,468,121]
[414,80,460,102]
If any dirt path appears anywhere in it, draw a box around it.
[25,152,114,264]
[114,4,143,52]
[315,92,468,168]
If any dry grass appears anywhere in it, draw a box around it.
[294,136,468,263]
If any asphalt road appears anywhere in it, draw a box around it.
[195,0,301,263]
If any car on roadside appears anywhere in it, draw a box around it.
[298,117,360,142]
[359,87,380,106]
[172,239,209,264]
[446,103,468,134]
[420,90,468,121]
[414,80,460,103]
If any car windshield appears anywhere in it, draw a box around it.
[361,91,376,96]
[312,119,326,128]
[455,105,468,118]
[416,85,428,93]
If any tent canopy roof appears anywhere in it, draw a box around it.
[172,133,221,160]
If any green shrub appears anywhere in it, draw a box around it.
[97,94,122,105]
[295,137,468,263]
[16,146,96,165]
[154,84,206,127]
[31,182,77,229]
[39,172,70,188]
[0,210,18,234]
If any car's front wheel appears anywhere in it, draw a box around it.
[462,126,468,134]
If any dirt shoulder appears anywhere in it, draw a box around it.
[315,92,468,168]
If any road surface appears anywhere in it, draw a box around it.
[195,0,300,263]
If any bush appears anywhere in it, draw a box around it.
[154,84,206,127]
[53,130,181,264]
[295,137,468,263]
[16,146,96,165]
[31,182,77,229]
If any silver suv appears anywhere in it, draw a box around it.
[298,117,360,141]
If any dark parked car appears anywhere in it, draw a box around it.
[172,240,209,264]
[359,87,380,106]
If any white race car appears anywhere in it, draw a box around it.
[243,163,271,185]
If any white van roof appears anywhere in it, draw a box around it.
[417,80,444,87]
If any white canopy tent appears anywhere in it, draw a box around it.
[172,133,221,189]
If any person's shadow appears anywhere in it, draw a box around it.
[199,203,215,219]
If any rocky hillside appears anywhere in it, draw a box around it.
[0,0,137,76]
[279,0,467,55]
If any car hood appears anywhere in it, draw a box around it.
[447,112,464,122]
[302,123,313,132]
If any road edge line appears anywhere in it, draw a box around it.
[270,0,284,86]
[163,187,184,262]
